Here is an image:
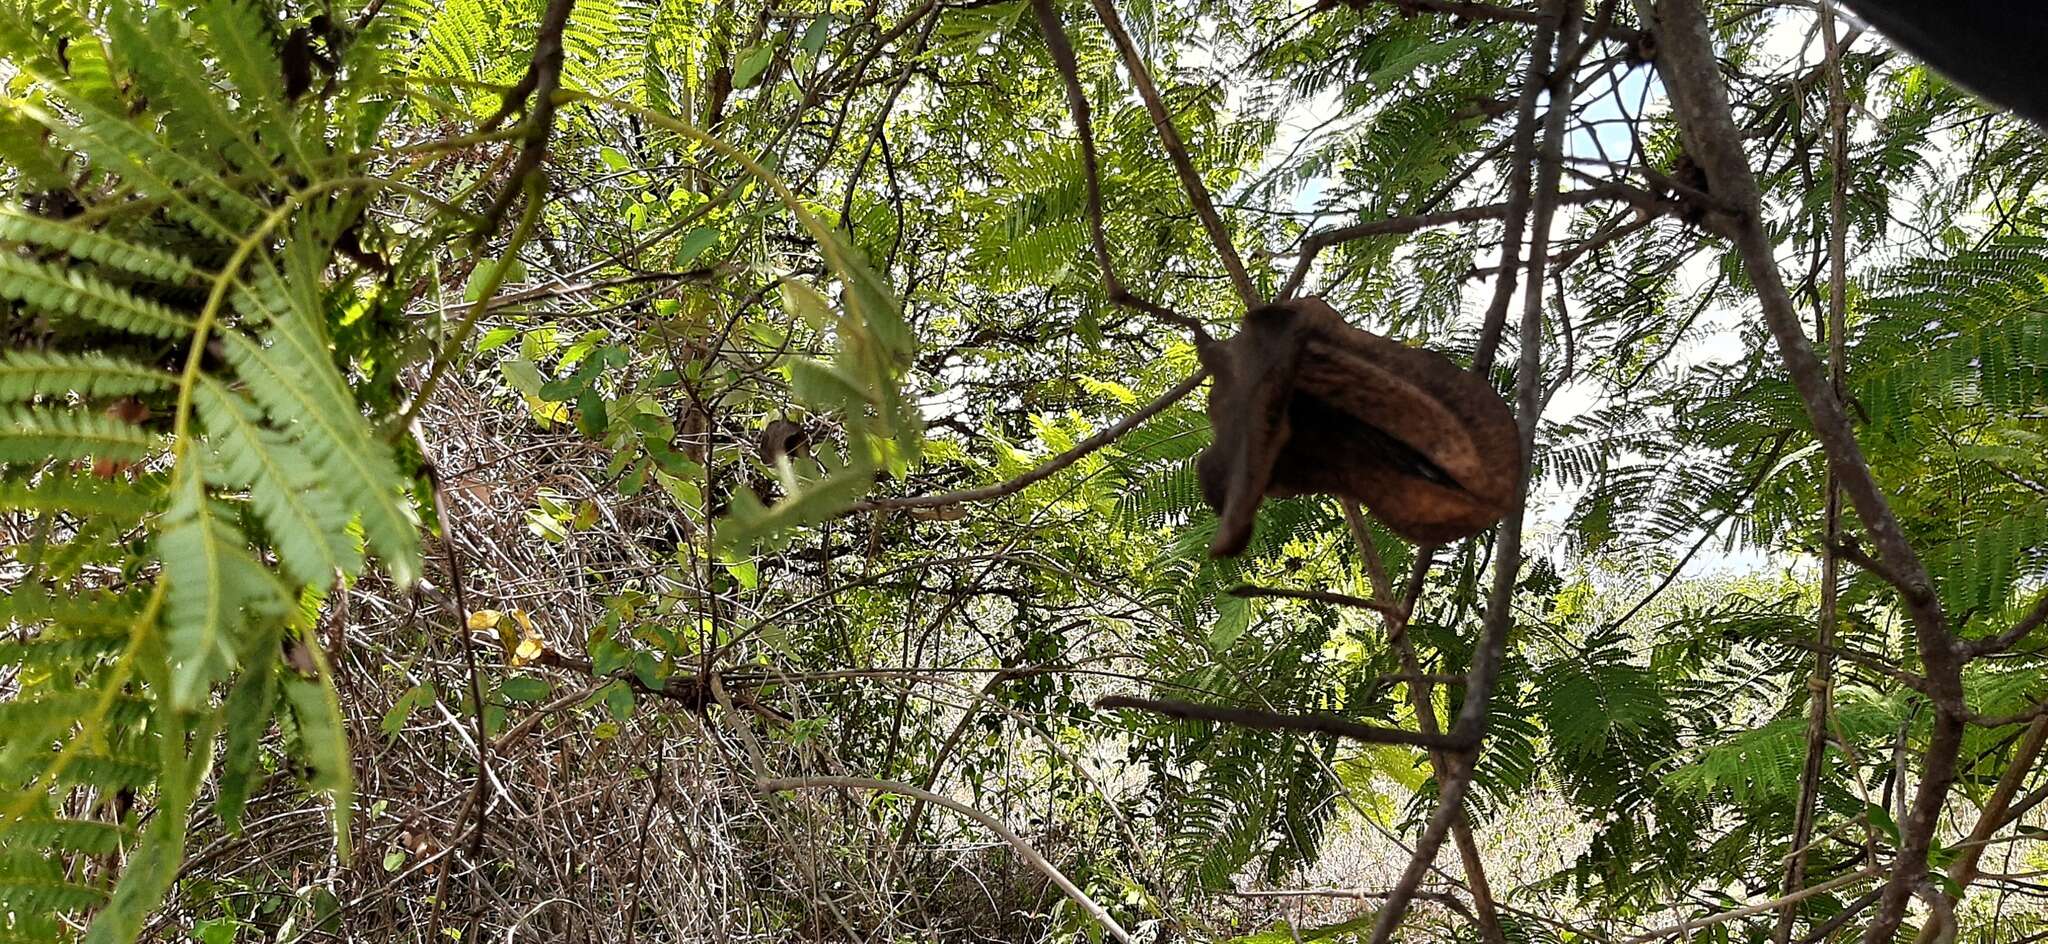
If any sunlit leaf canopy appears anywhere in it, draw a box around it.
[0,0,2045,941]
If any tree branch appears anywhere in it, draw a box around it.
[760,776,1135,944]
[1962,589,2048,657]
[1096,695,1468,750]
[1343,502,1509,944]
[1367,6,1576,941]
[476,0,578,235]
[1633,3,1963,938]
[845,369,1207,515]
[1625,867,1878,944]
[1281,185,1674,302]
[1227,582,1405,616]
[1088,0,1262,308]
[1031,0,1209,339]
[1926,716,2048,933]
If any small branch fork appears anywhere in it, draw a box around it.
[1030,0,1211,340]
[1084,0,1262,311]
[1281,184,1677,303]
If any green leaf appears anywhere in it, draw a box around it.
[381,683,436,737]
[500,676,551,703]
[82,715,211,944]
[159,468,289,708]
[0,208,204,282]
[576,388,607,437]
[0,406,152,464]
[733,44,774,89]
[0,351,171,401]
[0,253,196,339]
[219,314,420,586]
[197,379,363,586]
[800,15,833,58]
[502,356,547,399]
[217,653,279,831]
[478,326,520,352]
[604,681,634,721]
[673,225,721,267]
[713,458,877,552]
[1207,594,1250,651]
[282,644,354,859]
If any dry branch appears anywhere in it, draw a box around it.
[1637,2,1964,938]
[759,776,1134,944]
[1096,694,1468,749]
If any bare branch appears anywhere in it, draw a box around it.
[1963,589,2048,657]
[1931,716,2048,929]
[760,776,1134,944]
[1282,185,1672,302]
[1096,695,1467,750]
[1624,868,1878,944]
[1227,583,1405,616]
[476,0,578,235]
[1634,3,1964,938]
[1344,502,1509,944]
[1367,7,1577,940]
[845,369,1208,515]
[1773,637,1933,698]
[418,438,496,944]
[1087,0,1262,308]
[1779,14,1856,932]
[1030,0,1209,339]
[1465,6,1553,377]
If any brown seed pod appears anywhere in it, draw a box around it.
[757,418,809,465]
[1195,296,1521,556]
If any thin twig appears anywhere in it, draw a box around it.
[418,437,494,944]
[1466,2,1554,377]
[1096,695,1467,750]
[1227,583,1404,616]
[1283,185,1671,301]
[1963,590,2048,657]
[1087,0,1261,308]
[759,776,1135,944]
[1605,431,1793,633]
[1773,637,1932,697]
[1343,502,1509,944]
[1933,716,2048,930]
[844,369,1208,515]
[1031,0,1209,339]
[396,178,546,433]
[1367,5,1575,941]
[1778,14,1854,934]
[1623,868,1878,944]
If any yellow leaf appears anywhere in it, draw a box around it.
[503,609,547,666]
[467,609,503,631]
[511,635,546,667]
